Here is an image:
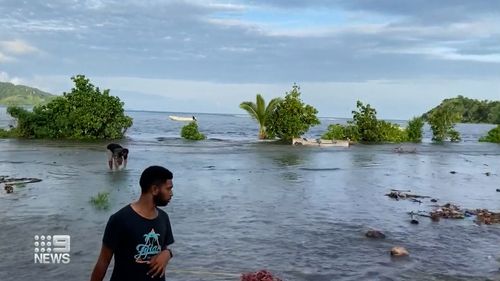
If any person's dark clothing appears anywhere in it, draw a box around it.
[107,143,128,159]
[103,205,174,281]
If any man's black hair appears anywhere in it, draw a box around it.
[120,148,129,159]
[139,166,173,193]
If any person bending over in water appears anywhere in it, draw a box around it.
[106,143,129,170]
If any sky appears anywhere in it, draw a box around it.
[0,0,499,119]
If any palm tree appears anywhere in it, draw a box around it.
[240,94,282,139]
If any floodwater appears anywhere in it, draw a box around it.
[0,109,499,280]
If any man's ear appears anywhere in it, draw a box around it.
[151,185,160,195]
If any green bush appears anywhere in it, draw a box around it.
[405,117,424,142]
[427,104,461,142]
[7,75,133,139]
[322,102,423,144]
[321,124,345,140]
[378,120,407,143]
[351,101,381,142]
[321,124,360,141]
[181,122,206,140]
[90,192,110,210]
[267,84,320,142]
[0,128,18,138]
[479,125,500,143]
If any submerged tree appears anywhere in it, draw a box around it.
[406,117,424,142]
[7,75,132,139]
[267,84,320,142]
[239,94,282,139]
[181,121,206,140]
[351,101,381,142]
[479,125,500,143]
[427,104,461,142]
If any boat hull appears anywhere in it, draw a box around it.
[169,116,196,122]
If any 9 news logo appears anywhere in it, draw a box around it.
[33,234,71,264]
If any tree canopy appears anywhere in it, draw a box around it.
[7,75,133,139]
[266,84,320,142]
[181,121,206,140]
[479,125,500,143]
[239,94,282,139]
[322,101,424,143]
[423,95,500,124]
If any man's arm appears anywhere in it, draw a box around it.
[90,244,114,281]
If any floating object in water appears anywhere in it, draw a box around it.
[410,219,419,224]
[430,213,440,222]
[430,198,438,203]
[430,203,465,219]
[365,230,386,239]
[4,184,13,193]
[450,171,457,174]
[169,115,197,122]
[0,177,42,185]
[292,138,350,147]
[390,246,409,257]
[386,191,430,201]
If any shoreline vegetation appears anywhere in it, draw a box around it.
[0,75,498,143]
[239,85,499,144]
[1,75,132,140]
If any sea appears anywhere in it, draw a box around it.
[0,108,499,281]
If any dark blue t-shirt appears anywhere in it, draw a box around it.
[103,205,174,281]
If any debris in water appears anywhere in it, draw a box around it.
[365,230,386,239]
[390,246,409,257]
[386,190,430,201]
[430,203,465,219]
[0,176,42,185]
[4,184,14,193]
[241,270,283,281]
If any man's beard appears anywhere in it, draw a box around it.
[154,195,170,207]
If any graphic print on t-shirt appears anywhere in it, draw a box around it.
[134,228,162,263]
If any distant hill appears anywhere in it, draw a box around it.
[423,95,500,124]
[0,81,55,106]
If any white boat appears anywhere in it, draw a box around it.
[168,115,197,122]
[292,138,350,147]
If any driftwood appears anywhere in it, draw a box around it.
[429,203,465,219]
[393,147,417,154]
[386,190,430,201]
[470,209,500,225]
[0,176,42,185]
[1,176,42,193]
[425,204,500,224]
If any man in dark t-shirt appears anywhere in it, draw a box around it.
[106,143,129,170]
[90,166,175,281]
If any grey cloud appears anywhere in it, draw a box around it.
[247,0,500,23]
[0,0,499,84]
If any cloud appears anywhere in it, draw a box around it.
[0,40,39,55]
[0,71,24,84]
[0,0,498,119]
[0,52,13,63]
